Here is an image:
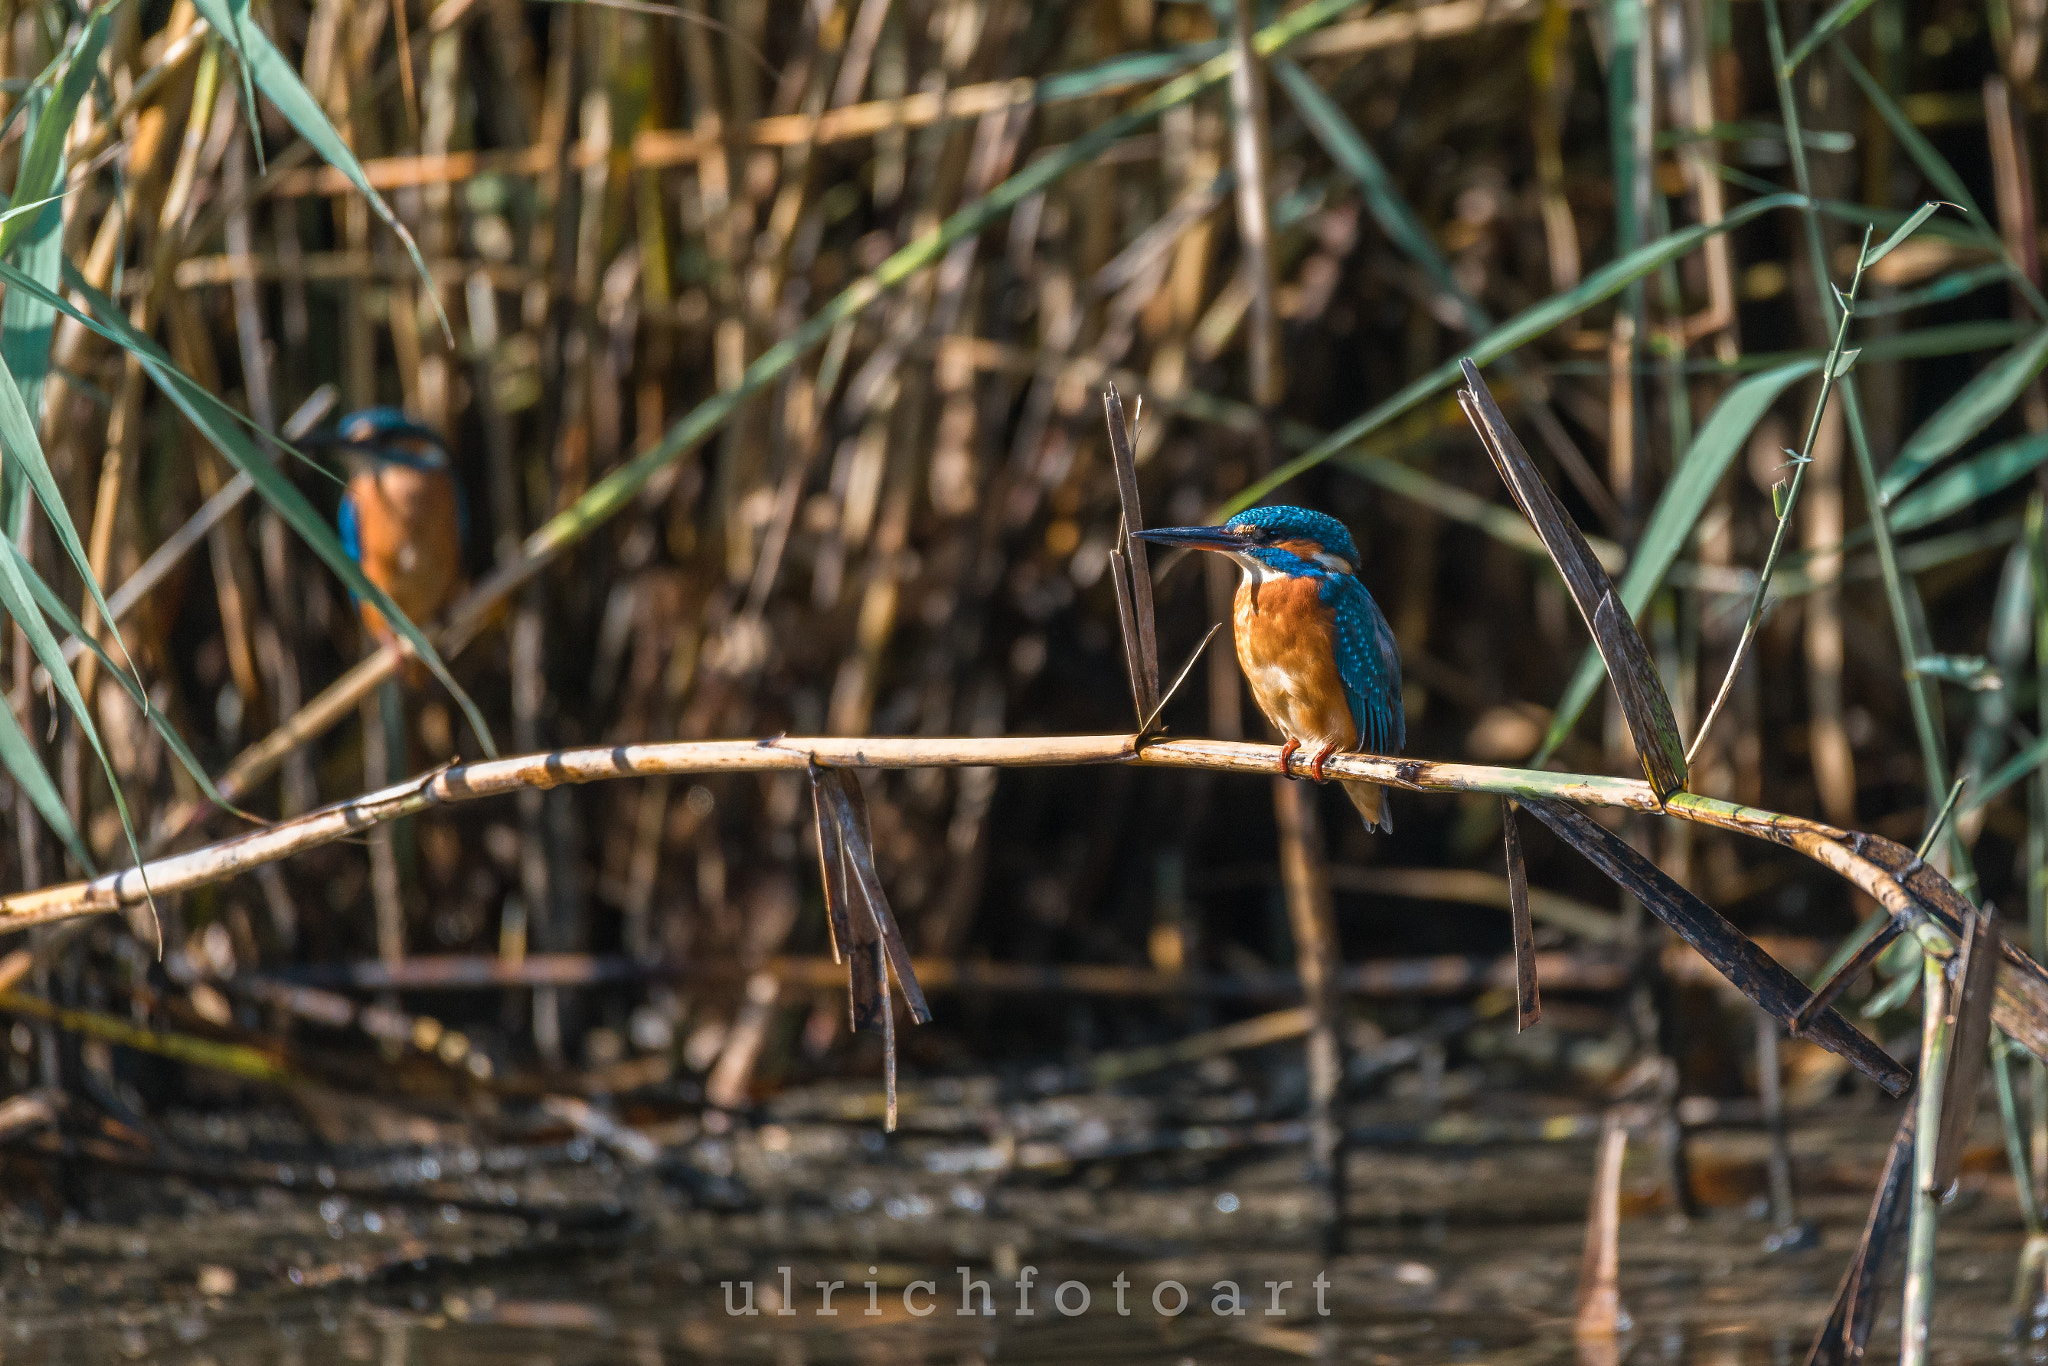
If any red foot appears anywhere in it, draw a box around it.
[1278,737,1300,778]
[1310,743,1338,783]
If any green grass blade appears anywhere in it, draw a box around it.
[1866,202,1947,268]
[188,0,450,339]
[1225,192,1807,514]
[213,0,264,173]
[1832,38,2048,319]
[1887,430,2048,534]
[1541,359,1821,756]
[1965,727,2048,818]
[1956,538,2032,814]
[1,196,63,427]
[8,259,496,758]
[6,537,240,814]
[1830,41,1977,213]
[0,5,107,260]
[1273,57,1486,332]
[1775,319,2025,363]
[1842,376,1970,886]
[1038,42,1226,101]
[0,510,138,880]
[1857,262,2007,318]
[1338,447,1607,566]
[1882,326,2048,504]
[1659,120,1855,153]
[0,689,87,870]
[0,339,140,692]
[1,97,65,532]
[1782,0,1879,73]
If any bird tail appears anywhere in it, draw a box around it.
[1343,780,1393,833]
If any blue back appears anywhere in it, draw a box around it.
[338,488,362,565]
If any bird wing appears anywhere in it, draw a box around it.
[1323,572,1404,755]
[337,488,361,565]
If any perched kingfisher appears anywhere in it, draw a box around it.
[317,407,465,654]
[1137,505,1405,831]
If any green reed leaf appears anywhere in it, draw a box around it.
[1883,326,2048,504]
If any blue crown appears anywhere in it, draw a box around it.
[340,406,418,437]
[1225,504,1359,565]
[337,407,450,468]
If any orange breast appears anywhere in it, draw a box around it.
[348,465,463,640]
[1233,574,1357,751]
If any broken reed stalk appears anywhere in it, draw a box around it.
[1457,362,1686,798]
[1804,1104,1915,1366]
[1934,902,2000,1190]
[12,732,2048,1073]
[1103,385,1160,722]
[1503,798,1540,1030]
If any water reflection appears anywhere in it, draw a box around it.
[2,1234,2029,1366]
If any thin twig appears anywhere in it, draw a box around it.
[1137,623,1222,738]
[1689,225,1876,764]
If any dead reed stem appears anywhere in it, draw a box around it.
[19,732,2048,1063]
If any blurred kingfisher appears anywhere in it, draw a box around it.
[1136,505,1405,831]
[319,407,465,655]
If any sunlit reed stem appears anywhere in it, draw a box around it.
[1901,948,1951,1366]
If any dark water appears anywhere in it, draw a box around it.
[0,1106,2036,1363]
[4,1214,2030,1364]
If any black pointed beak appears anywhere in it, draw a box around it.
[1131,525,1244,553]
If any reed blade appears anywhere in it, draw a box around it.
[1543,359,1819,758]
[1934,902,2000,1190]
[1226,192,1806,514]
[1503,798,1539,1031]
[0,9,107,260]
[1522,797,1911,1094]
[807,764,854,970]
[1883,327,2048,505]
[1794,911,1908,1034]
[1888,430,2048,534]
[14,262,496,759]
[824,769,933,1025]
[0,685,85,870]
[1104,389,1159,718]
[1802,1103,1915,1366]
[190,0,451,338]
[1460,363,1687,799]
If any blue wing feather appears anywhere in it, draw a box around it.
[337,489,361,565]
[337,490,363,605]
[1319,572,1404,756]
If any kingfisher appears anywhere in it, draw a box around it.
[1136,505,1404,831]
[317,407,466,658]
